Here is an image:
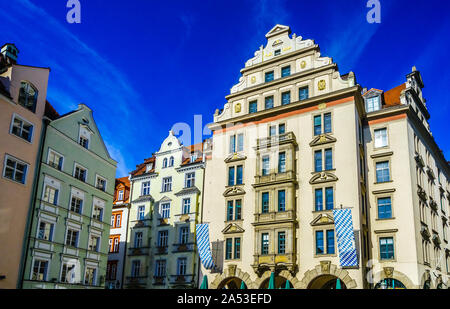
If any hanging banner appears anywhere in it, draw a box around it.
[196,223,215,270]
[333,209,359,267]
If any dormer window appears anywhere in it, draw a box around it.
[18,81,38,112]
[169,156,174,167]
[118,190,124,201]
[265,71,274,83]
[146,163,153,172]
[79,125,91,150]
[79,136,89,149]
[274,49,281,56]
[366,96,381,112]
[190,153,198,163]
[163,158,168,168]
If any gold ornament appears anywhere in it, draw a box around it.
[235,103,241,113]
[251,76,256,84]
[318,79,326,91]
[300,61,306,69]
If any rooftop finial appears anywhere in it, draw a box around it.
[412,65,417,72]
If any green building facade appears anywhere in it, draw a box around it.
[21,104,117,289]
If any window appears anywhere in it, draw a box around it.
[131,260,141,277]
[227,201,233,221]
[281,66,290,77]
[278,190,286,212]
[157,231,169,247]
[3,155,28,184]
[60,262,77,283]
[155,260,166,277]
[109,235,120,252]
[11,115,34,142]
[228,165,243,186]
[316,230,335,255]
[315,189,323,211]
[88,235,100,252]
[117,190,124,201]
[299,86,309,101]
[182,198,191,214]
[225,238,232,260]
[106,261,118,280]
[96,175,106,192]
[278,124,286,135]
[325,187,334,210]
[249,100,258,114]
[265,96,274,109]
[269,125,276,137]
[314,149,332,172]
[79,136,89,149]
[138,206,145,220]
[234,238,241,259]
[265,71,274,82]
[227,200,242,221]
[180,227,189,244]
[229,135,236,153]
[18,81,38,112]
[236,165,243,185]
[326,230,335,254]
[324,113,332,134]
[48,150,63,170]
[163,158,168,168]
[141,181,150,196]
[70,196,83,214]
[325,149,333,170]
[162,177,172,192]
[134,232,143,248]
[93,206,103,221]
[366,96,381,112]
[278,232,286,254]
[161,203,170,218]
[32,260,48,281]
[262,192,269,213]
[281,91,291,105]
[38,221,54,241]
[314,150,322,172]
[278,152,286,173]
[43,186,58,205]
[177,258,187,275]
[169,156,174,167]
[261,233,269,255]
[237,133,244,152]
[74,165,87,182]
[378,197,392,219]
[262,156,270,176]
[274,49,281,56]
[314,113,332,135]
[374,128,388,148]
[66,229,79,247]
[84,267,97,285]
[376,161,390,183]
[380,237,394,260]
[185,172,195,188]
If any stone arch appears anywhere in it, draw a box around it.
[372,269,417,289]
[419,270,433,289]
[210,266,255,289]
[254,270,301,289]
[298,261,358,289]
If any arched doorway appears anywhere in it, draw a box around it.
[307,275,347,289]
[217,277,246,289]
[374,278,406,289]
[259,276,293,289]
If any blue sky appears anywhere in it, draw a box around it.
[1,0,449,177]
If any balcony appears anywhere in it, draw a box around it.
[169,274,195,286]
[125,276,147,287]
[255,132,297,150]
[417,185,427,202]
[155,246,168,255]
[414,153,425,168]
[153,276,166,286]
[251,253,296,274]
[172,243,195,253]
[253,210,296,226]
[253,171,296,187]
[127,247,150,256]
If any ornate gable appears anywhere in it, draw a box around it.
[224,152,247,163]
[265,24,291,38]
[309,134,337,147]
[223,186,246,197]
[222,223,245,234]
[309,171,338,185]
[310,213,335,226]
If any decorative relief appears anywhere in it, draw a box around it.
[222,223,245,234]
[235,103,241,113]
[318,103,327,110]
[251,76,256,84]
[309,134,337,147]
[318,79,326,91]
[300,61,306,69]
[224,152,247,163]
[309,171,338,185]
[310,213,334,226]
[320,261,331,273]
[383,267,394,278]
[223,186,246,197]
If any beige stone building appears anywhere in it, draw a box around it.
[200,25,449,289]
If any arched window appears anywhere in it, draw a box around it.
[18,81,38,112]
[169,156,174,167]
[163,158,168,168]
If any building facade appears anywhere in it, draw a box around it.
[124,131,205,289]
[106,177,131,289]
[200,25,449,289]
[0,44,51,289]
[20,104,117,289]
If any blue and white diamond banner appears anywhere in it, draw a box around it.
[196,223,215,270]
[333,209,358,267]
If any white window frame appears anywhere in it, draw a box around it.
[2,154,29,184]
[137,205,145,220]
[160,203,171,218]
[95,174,107,192]
[65,228,80,248]
[84,266,97,286]
[118,190,124,201]
[141,181,151,196]
[36,220,55,241]
[374,127,388,148]
[185,172,195,188]
[162,177,172,192]
[42,184,59,205]
[9,113,34,143]
[73,163,88,182]
[47,148,64,171]
[88,234,101,252]
[30,257,50,281]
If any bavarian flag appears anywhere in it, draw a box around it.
[196,223,215,270]
[332,209,359,267]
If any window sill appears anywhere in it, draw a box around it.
[375,217,396,221]
[9,132,34,144]
[374,180,393,184]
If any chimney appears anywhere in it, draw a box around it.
[1,43,19,65]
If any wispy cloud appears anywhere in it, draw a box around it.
[0,0,152,177]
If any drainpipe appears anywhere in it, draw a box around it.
[121,176,133,289]
[18,117,50,289]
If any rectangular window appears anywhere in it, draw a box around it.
[261,233,269,255]
[38,221,54,241]
[96,176,106,192]
[155,260,166,277]
[315,188,323,211]
[235,199,242,220]
[48,150,63,170]
[66,229,79,247]
[3,155,28,184]
[262,192,269,213]
[118,190,124,201]
[269,125,276,137]
[138,205,145,220]
[262,156,270,176]
[11,115,34,142]
[265,71,274,82]
[134,232,143,248]
[79,136,89,149]
[326,230,335,254]
[74,165,87,182]
[278,152,286,173]
[278,124,286,135]
[281,91,291,105]
[182,198,190,214]
[158,231,169,247]
[281,66,290,77]
[161,203,170,218]
[88,235,100,252]
[236,165,243,185]
[314,150,322,172]
[141,181,151,196]
[131,260,141,277]
[249,101,258,114]
[180,227,189,244]
[299,86,309,101]
[225,238,232,260]
[376,161,390,183]
[115,214,122,228]
[70,196,83,214]
[366,96,380,112]
[265,96,274,109]
[43,186,58,205]
[228,166,235,186]
[278,190,286,212]
[314,115,322,136]
[316,231,324,255]
[177,258,187,275]
[380,237,394,260]
[93,206,103,221]
[229,135,236,153]
[227,201,234,221]
[162,177,172,192]
[325,187,334,210]
[237,133,244,152]
[32,260,48,281]
[378,197,392,219]
[325,149,333,170]
[278,232,286,254]
[374,128,388,148]
[324,113,332,133]
[185,172,195,188]
[234,238,241,259]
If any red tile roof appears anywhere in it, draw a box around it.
[383,83,406,107]
[44,101,59,120]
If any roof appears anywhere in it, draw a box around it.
[131,156,156,177]
[44,101,59,120]
[116,176,130,187]
[383,83,406,107]
[113,177,131,204]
